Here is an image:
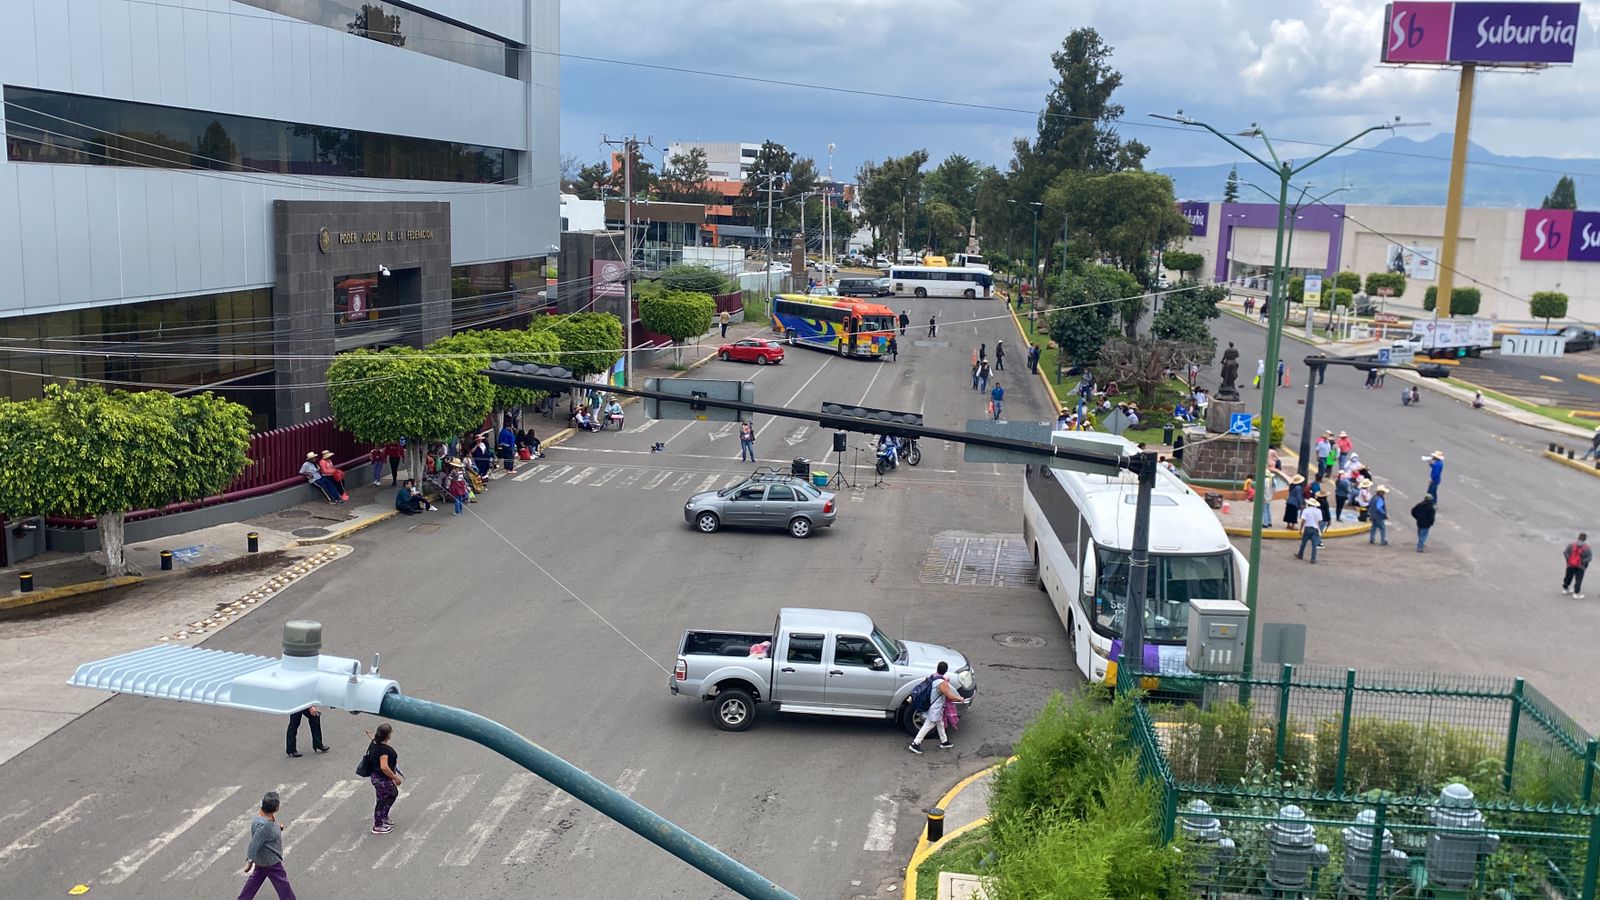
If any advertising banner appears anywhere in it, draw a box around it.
[1386,242,1439,281]
[1303,273,1323,307]
[1520,208,1573,260]
[1180,202,1209,237]
[1570,211,1600,263]
[1382,2,1581,66]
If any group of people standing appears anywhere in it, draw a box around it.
[1279,432,1446,562]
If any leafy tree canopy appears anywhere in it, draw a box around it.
[1223,165,1240,202]
[1529,290,1569,326]
[326,346,493,446]
[659,146,718,204]
[1048,171,1189,279]
[533,312,623,378]
[427,328,561,412]
[1162,251,1204,273]
[1364,271,1407,298]
[1541,175,1578,210]
[640,291,718,365]
[1422,285,1482,315]
[856,150,929,258]
[656,264,733,295]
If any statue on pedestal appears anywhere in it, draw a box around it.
[1217,342,1241,401]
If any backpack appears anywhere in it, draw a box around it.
[355,744,375,778]
[909,675,939,713]
[1568,543,1587,569]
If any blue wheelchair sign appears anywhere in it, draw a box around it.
[1228,412,1252,435]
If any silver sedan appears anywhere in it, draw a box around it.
[684,474,837,538]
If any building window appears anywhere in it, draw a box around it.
[4,87,513,184]
[234,0,517,77]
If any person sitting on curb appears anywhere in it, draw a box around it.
[395,479,433,515]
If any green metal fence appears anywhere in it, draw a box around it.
[1131,664,1600,899]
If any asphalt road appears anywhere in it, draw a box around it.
[1208,312,1600,728]
[1448,346,1600,410]
[0,294,1074,899]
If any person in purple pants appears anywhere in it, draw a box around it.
[364,723,403,834]
[238,791,296,900]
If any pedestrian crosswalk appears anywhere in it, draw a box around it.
[0,765,898,888]
[512,461,762,494]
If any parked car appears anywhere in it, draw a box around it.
[1559,326,1596,353]
[684,471,834,538]
[670,607,977,732]
[872,277,893,297]
[836,277,879,297]
[873,256,890,268]
[807,285,839,296]
[718,338,785,365]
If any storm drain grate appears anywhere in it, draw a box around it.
[920,531,1037,588]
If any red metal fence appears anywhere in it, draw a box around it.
[46,417,370,528]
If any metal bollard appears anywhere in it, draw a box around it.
[247,532,259,553]
[19,571,33,593]
[160,550,173,571]
[924,807,945,843]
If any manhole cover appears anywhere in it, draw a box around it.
[275,509,313,520]
[291,527,330,538]
[920,531,1037,588]
[994,632,1047,648]
[407,524,441,534]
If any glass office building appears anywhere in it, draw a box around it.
[0,1,558,428]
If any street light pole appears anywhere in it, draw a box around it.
[1151,112,1423,702]
[826,142,835,287]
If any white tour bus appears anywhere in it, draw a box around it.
[951,253,989,271]
[1022,431,1247,687]
[887,265,994,299]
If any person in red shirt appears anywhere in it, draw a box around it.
[384,441,404,486]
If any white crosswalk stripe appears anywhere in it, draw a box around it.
[166,783,306,880]
[373,774,479,869]
[283,779,363,854]
[0,794,95,868]
[620,469,646,488]
[309,776,423,872]
[589,466,624,487]
[669,473,693,491]
[101,786,239,884]
[568,768,645,860]
[566,466,598,485]
[540,465,573,483]
[642,471,671,490]
[502,787,574,864]
[441,773,537,867]
[512,463,550,482]
[693,473,721,493]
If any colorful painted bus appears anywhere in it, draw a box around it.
[769,294,897,358]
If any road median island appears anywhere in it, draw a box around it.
[1544,450,1600,480]
[903,758,1011,900]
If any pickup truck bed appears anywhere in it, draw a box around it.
[681,630,770,658]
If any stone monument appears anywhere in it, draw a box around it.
[1181,397,1259,483]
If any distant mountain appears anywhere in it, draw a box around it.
[1157,133,1599,207]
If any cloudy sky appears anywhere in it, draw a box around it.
[560,0,1600,183]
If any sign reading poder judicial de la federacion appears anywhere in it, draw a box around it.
[1381,2,1580,66]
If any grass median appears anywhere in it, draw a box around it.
[913,827,993,900]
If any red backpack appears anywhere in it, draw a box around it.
[1568,543,1587,568]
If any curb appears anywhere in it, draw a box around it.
[1578,373,1600,386]
[1224,522,1370,540]
[0,574,143,612]
[1005,302,1062,414]
[1544,450,1600,479]
[903,757,1013,900]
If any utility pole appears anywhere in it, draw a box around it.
[826,142,835,287]
[602,133,654,388]
[761,172,781,311]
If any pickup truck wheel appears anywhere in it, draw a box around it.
[713,689,756,731]
[901,703,928,736]
[695,511,721,534]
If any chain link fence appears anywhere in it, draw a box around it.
[1130,664,1600,899]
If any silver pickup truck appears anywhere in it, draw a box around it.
[669,607,977,732]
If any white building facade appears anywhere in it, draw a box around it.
[664,141,763,180]
[0,0,559,427]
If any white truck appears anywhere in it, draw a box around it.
[1396,317,1494,359]
[670,607,976,733]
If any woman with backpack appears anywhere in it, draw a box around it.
[908,661,968,755]
[358,723,403,835]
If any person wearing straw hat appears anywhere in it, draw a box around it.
[1314,431,1333,480]
[1424,450,1444,504]
[1295,499,1324,564]
[1335,430,1353,470]
[1368,484,1390,546]
[1283,474,1306,528]
[446,459,469,515]
[300,452,340,505]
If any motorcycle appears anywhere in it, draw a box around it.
[896,436,922,467]
[875,442,899,476]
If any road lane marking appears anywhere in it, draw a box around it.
[862,792,898,852]
[694,474,721,493]
[374,774,479,869]
[643,471,671,490]
[442,773,536,867]
[620,469,646,488]
[664,421,699,445]
[0,795,96,867]
[283,780,362,854]
[783,425,811,446]
[541,465,573,483]
[855,357,887,405]
[626,419,657,433]
[723,475,744,488]
[101,786,239,884]
[309,776,418,873]
[589,467,624,487]
[708,422,736,442]
[566,466,598,485]
[503,789,574,864]
[670,473,693,491]
[512,463,549,482]
[756,356,834,441]
[569,768,646,859]
[167,783,306,880]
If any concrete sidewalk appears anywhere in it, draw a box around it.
[902,760,1008,900]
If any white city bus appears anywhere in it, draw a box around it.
[888,265,993,299]
[1022,431,1247,687]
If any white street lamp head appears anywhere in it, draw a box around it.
[378,265,392,277]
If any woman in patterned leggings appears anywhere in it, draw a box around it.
[364,724,403,834]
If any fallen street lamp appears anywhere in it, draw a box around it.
[1150,110,1425,703]
[68,621,801,900]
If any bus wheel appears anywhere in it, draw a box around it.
[963,288,976,299]
[913,288,928,298]
[785,329,797,345]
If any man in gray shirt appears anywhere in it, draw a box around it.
[238,791,296,900]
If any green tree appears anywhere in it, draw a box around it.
[1048,305,1115,367]
[1162,251,1204,274]
[533,312,624,379]
[1364,271,1407,299]
[856,151,929,259]
[0,384,252,576]
[1151,282,1224,360]
[657,264,731,295]
[1422,285,1482,315]
[658,146,717,204]
[326,347,493,480]
[1223,165,1239,203]
[640,290,718,366]
[1049,171,1189,281]
[1541,175,1578,210]
[1095,336,1203,406]
[573,160,610,200]
[1287,275,1304,305]
[1529,290,1569,331]
[1335,271,1362,293]
[738,140,796,223]
[426,329,561,426]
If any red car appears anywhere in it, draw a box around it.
[718,339,784,365]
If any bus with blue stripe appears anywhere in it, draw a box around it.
[769,294,897,358]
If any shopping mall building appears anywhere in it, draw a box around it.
[0,0,558,428]
[1175,202,1600,323]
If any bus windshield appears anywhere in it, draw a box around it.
[1092,548,1233,643]
[860,314,895,333]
